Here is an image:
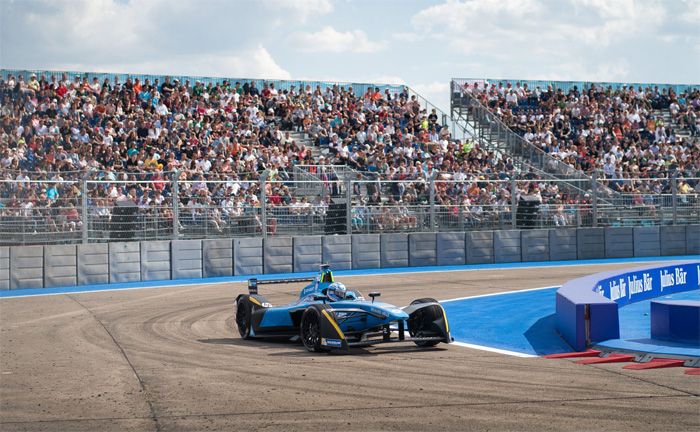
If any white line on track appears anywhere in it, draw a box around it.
[449,341,538,358]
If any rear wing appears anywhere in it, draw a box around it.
[247,277,316,295]
[247,264,333,295]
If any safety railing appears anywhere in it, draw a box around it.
[0,175,697,244]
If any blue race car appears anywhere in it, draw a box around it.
[235,265,452,352]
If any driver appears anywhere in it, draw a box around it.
[327,282,348,301]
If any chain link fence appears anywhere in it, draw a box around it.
[0,173,698,245]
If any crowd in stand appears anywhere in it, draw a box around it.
[0,71,697,241]
[462,81,700,197]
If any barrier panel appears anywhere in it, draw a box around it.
[437,232,466,265]
[688,225,700,255]
[660,226,687,256]
[380,233,409,268]
[494,230,521,263]
[264,237,293,274]
[409,233,437,267]
[556,261,700,351]
[605,227,634,258]
[521,229,549,262]
[0,247,9,290]
[78,243,109,285]
[633,226,660,257]
[141,241,171,281]
[44,245,77,288]
[577,227,605,259]
[322,235,352,270]
[650,300,699,343]
[10,245,43,289]
[109,242,141,283]
[466,231,494,264]
[549,228,577,261]
[171,240,203,280]
[203,239,233,278]
[351,234,380,269]
[234,237,263,275]
[293,236,322,273]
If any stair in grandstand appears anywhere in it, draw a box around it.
[450,87,617,202]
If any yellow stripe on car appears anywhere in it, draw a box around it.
[249,297,261,306]
[321,309,345,340]
[440,305,450,334]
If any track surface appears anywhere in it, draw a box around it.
[1,262,698,431]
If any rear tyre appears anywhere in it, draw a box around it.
[408,297,440,347]
[236,298,253,339]
[300,307,330,353]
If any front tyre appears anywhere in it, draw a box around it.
[408,297,441,347]
[236,298,253,339]
[300,307,330,353]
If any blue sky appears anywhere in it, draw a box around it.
[1,0,698,110]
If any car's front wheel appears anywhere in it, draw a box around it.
[236,298,253,339]
[300,307,330,353]
[408,297,441,347]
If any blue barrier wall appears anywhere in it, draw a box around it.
[556,261,700,351]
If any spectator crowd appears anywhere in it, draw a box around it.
[0,71,697,242]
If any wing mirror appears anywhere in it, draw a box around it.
[368,292,381,303]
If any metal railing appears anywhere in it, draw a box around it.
[1,175,697,245]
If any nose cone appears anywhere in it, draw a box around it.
[373,302,409,320]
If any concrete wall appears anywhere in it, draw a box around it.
[322,235,351,270]
[203,239,233,278]
[10,245,43,289]
[77,243,109,285]
[351,234,380,269]
[44,245,77,288]
[437,232,466,266]
[466,231,494,264]
[494,230,521,263]
[380,233,408,268]
[293,236,322,273]
[409,233,437,267]
[6,225,697,290]
[141,240,171,281]
[264,237,293,274]
[577,228,605,260]
[549,228,577,261]
[0,247,9,290]
[521,229,549,262]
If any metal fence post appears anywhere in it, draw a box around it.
[260,172,268,238]
[591,170,598,228]
[345,178,352,235]
[429,173,436,231]
[510,178,517,228]
[671,173,678,225]
[81,177,88,244]
[172,170,179,239]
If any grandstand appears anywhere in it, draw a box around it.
[0,70,697,245]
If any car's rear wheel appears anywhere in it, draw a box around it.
[300,307,329,352]
[408,297,441,347]
[236,298,253,339]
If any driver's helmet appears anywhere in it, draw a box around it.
[327,282,347,301]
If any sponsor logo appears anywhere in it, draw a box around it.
[321,338,342,347]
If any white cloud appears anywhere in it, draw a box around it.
[260,0,333,22]
[53,46,291,80]
[412,81,451,112]
[292,26,387,53]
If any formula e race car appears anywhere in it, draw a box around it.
[235,265,452,352]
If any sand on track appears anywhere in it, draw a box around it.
[1,262,698,431]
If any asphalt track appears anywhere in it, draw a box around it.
[1,262,698,431]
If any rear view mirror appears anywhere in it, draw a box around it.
[369,292,381,302]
